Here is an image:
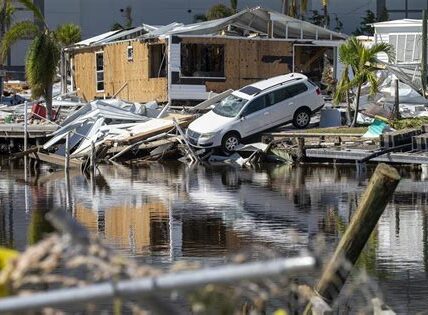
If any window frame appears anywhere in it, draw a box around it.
[95,51,105,92]
[180,43,226,79]
[242,95,267,116]
[127,45,134,61]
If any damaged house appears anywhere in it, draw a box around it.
[66,7,347,104]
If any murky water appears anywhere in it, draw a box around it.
[0,157,427,313]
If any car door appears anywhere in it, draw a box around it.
[239,95,270,137]
[269,83,309,127]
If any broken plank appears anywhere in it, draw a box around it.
[29,152,83,168]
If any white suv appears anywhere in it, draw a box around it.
[186,73,324,152]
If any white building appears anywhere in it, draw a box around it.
[373,19,423,64]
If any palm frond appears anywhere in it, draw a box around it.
[0,20,39,61]
[17,0,46,27]
[55,23,81,46]
[25,33,60,99]
[367,42,395,63]
[366,72,379,96]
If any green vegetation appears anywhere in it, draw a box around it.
[391,117,428,130]
[0,0,81,120]
[55,23,81,47]
[334,37,394,127]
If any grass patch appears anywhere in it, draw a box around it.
[390,117,428,130]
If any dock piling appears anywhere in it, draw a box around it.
[308,164,401,311]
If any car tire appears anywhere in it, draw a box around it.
[221,132,240,154]
[293,108,311,129]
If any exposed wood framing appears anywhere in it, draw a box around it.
[71,40,168,103]
[179,37,294,93]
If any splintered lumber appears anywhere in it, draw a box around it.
[309,164,400,310]
[10,146,42,160]
[29,152,83,169]
[116,117,193,145]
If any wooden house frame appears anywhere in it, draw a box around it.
[66,7,347,104]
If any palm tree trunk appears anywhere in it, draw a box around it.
[352,84,362,127]
[282,0,289,14]
[0,0,7,100]
[346,89,351,126]
[46,85,53,121]
[323,4,328,27]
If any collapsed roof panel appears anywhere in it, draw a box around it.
[71,7,346,50]
[139,7,347,40]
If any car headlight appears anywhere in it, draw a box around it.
[199,132,217,140]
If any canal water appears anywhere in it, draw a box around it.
[0,157,427,313]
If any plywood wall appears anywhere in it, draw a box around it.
[179,37,294,93]
[71,40,168,103]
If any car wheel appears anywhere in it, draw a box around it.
[293,108,311,129]
[222,132,240,154]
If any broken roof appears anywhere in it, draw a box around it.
[70,7,346,50]
[141,7,347,40]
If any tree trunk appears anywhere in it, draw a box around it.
[323,4,328,27]
[282,0,289,15]
[46,85,53,121]
[351,84,362,127]
[0,0,7,100]
[346,89,351,126]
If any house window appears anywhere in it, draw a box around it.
[95,51,104,92]
[181,44,225,78]
[127,46,134,61]
[149,44,167,78]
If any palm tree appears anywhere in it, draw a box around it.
[55,23,81,47]
[334,37,394,126]
[0,0,14,99]
[321,0,329,27]
[0,0,60,120]
[282,0,308,18]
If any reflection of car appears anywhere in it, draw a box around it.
[186,73,324,152]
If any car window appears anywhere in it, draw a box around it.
[212,94,248,118]
[272,87,289,104]
[242,95,266,116]
[285,83,308,98]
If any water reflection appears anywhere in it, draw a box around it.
[0,157,428,312]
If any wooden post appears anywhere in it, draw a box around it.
[310,164,400,309]
[91,141,96,174]
[297,137,305,162]
[65,132,70,170]
[24,101,28,178]
[394,78,400,119]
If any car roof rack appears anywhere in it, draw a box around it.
[253,77,303,97]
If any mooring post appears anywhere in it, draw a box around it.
[394,78,400,119]
[24,101,28,178]
[65,132,70,170]
[306,163,400,312]
[91,141,96,174]
[24,101,28,152]
[297,137,305,162]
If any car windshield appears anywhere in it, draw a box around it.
[213,95,248,118]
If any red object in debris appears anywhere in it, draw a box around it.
[315,87,321,95]
[31,103,57,120]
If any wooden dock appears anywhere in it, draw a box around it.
[306,148,428,164]
[0,123,57,139]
